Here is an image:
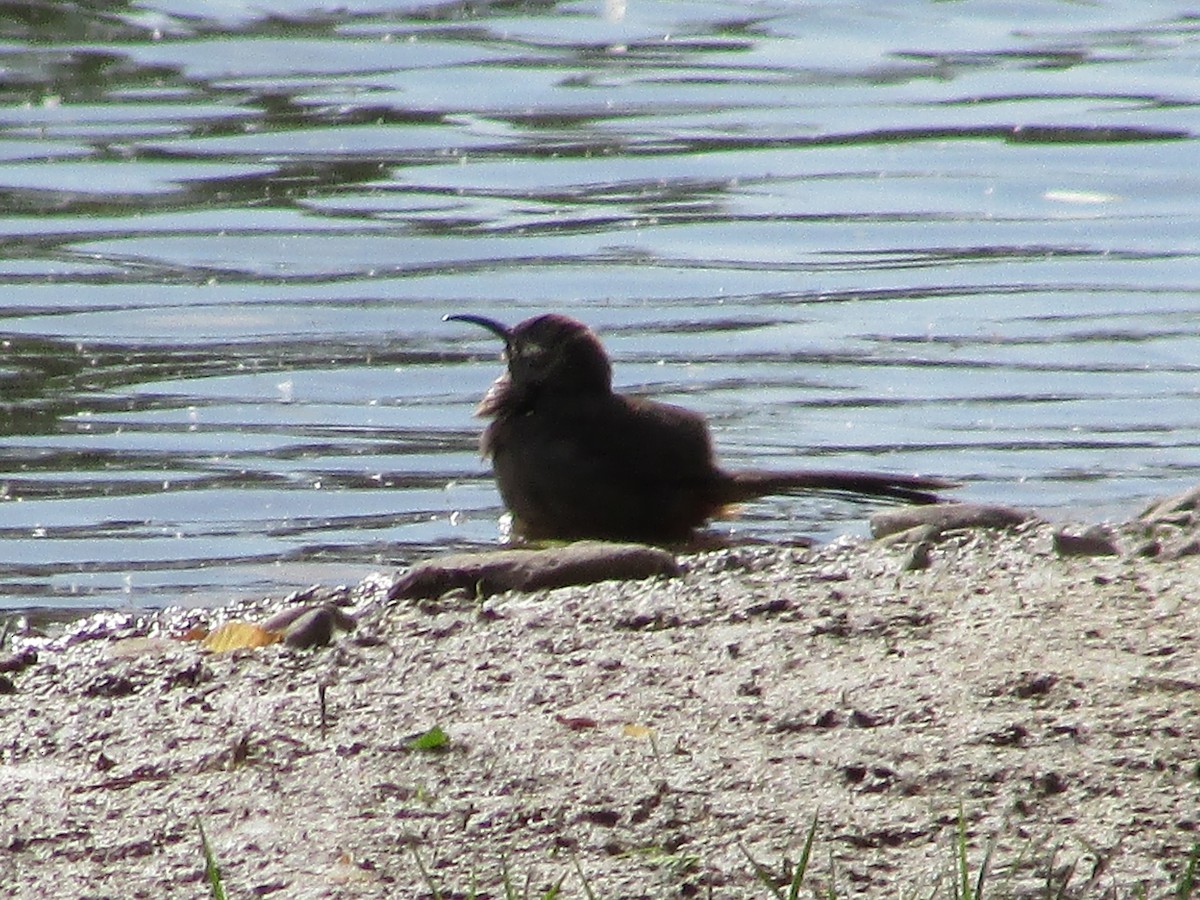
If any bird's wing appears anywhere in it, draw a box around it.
[574,394,719,484]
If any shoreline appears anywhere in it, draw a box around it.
[2,493,1199,897]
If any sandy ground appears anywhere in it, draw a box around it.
[2,498,1199,899]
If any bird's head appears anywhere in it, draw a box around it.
[446,313,613,415]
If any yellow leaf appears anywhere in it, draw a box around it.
[201,621,281,653]
[622,723,654,739]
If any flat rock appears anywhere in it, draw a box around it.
[870,501,1036,540]
[387,541,681,600]
[1140,482,1200,523]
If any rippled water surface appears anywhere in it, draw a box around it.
[1,0,1198,610]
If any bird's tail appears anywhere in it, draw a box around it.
[726,469,956,506]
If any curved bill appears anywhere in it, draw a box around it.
[444,313,512,346]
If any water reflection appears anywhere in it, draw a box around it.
[0,0,1197,610]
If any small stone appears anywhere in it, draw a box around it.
[0,650,37,674]
[283,608,335,649]
[261,603,355,649]
[985,723,1029,747]
[1053,527,1119,557]
[1013,672,1058,698]
[578,809,621,828]
[849,709,886,728]
[814,709,841,729]
[1133,540,1161,558]
[82,673,136,698]
[743,598,792,616]
[843,764,868,784]
[1034,771,1068,795]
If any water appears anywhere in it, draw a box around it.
[1,0,1197,611]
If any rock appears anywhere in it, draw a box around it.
[870,502,1036,540]
[284,607,349,649]
[1165,536,1200,559]
[1139,483,1200,523]
[1053,526,1120,557]
[82,673,137,698]
[0,649,37,673]
[259,603,356,649]
[387,541,681,601]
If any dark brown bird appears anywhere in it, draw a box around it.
[447,312,954,543]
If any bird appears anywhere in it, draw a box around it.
[446,312,955,543]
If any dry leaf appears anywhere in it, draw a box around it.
[622,723,654,739]
[201,621,281,653]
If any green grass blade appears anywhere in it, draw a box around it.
[954,803,975,900]
[1176,842,1200,899]
[542,872,567,899]
[787,813,819,900]
[572,853,598,900]
[973,833,995,900]
[500,856,518,900]
[195,818,227,900]
[738,842,786,900]
[411,847,444,900]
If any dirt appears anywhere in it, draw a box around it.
[2,497,1199,899]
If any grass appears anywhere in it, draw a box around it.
[1176,842,1199,900]
[951,803,994,900]
[740,811,819,900]
[408,821,1198,900]
[196,818,227,900]
[196,809,1199,899]
[413,846,570,899]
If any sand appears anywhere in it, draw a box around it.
[2,496,1198,898]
